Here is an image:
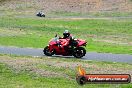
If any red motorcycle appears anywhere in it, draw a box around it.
[43,35,87,58]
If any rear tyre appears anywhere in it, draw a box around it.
[43,46,54,56]
[73,47,86,58]
[42,15,45,17]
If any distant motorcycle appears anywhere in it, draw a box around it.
[43,35,87,58]
[36,12,45,17]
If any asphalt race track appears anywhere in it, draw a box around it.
[0,46,132,64]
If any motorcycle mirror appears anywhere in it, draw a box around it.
[55,34,57,37]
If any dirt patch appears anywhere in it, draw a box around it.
[0,56,69,78]
[0,0,131,14]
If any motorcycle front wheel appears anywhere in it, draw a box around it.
[73,47,86,58]
[43,46,54,56]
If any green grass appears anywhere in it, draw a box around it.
[0,63,77,88]
[0,16,132,54]
[0,55,132,88]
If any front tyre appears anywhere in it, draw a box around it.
[43,46,54,56]
[73,47,86,58]
[76,76,87,85]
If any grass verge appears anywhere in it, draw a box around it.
[0,17,132,54]
[0,54,132,88]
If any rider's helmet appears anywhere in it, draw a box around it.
[63,30,70,38]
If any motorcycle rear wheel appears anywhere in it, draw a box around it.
[73,47,86,58]
[43,46,54,56]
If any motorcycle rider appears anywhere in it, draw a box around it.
[58,30,73,49]
[37,11,45,17]
[62,30,72,39]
